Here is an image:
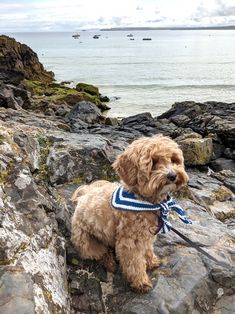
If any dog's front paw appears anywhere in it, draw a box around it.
[146,255,161,270]
[131,277,153,294]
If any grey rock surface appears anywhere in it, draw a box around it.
[0,98,234,314]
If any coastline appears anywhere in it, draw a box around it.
[0,35,235,314]
[6,29,235,118]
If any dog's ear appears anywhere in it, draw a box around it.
[137,148,153,182]
[112,151,138,186]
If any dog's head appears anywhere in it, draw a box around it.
[113,135,188,203]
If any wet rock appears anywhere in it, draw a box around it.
[100,95,110,102]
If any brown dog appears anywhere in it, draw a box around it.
[71,135,189,293]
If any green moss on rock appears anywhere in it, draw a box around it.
[76,83,99,96]
[23,80,110,111]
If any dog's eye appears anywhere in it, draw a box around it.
[171,156,181,165]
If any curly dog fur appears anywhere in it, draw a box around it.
[71,135,189,293]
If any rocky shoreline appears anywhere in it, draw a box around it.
[0,35,235,314]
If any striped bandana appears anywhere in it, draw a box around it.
[111,185,192,234]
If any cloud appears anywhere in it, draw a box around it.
[1,0,235,32]
[191,0,235,25]
[214,0,235,16]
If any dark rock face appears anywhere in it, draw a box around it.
[158,101,235,149]
[0,82,32,109]
[66,101,105,125]
[0,35,54,84]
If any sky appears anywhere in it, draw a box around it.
[1,0,235,32]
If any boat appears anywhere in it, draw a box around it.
[127,33,134,37]
[93,35,101,39]
[142,38,152,41]
[72,33,80,39]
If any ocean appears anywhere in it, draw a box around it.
[6,30,235,117]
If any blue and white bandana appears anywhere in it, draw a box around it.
[111,185,192,234]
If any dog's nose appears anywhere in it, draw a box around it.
[167,171,177,182]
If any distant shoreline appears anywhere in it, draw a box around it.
[100,26,235,31]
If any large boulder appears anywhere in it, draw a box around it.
[0,82,32,109]
[76,82,99,96]
[66,101,105,124]
[47,132,118,185]
[176,134,213,166]
[0,35,54,85]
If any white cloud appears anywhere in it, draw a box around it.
[1,0,235,32]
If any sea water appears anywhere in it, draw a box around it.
[6,30,235,117]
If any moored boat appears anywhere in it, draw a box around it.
[72,33,80,39]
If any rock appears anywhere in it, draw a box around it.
[105,117,119,126]
[76,82,99,96]
[154,118,179,137]
[0,271,35,314]
[0,82,32,109]
[0,123,70,313]
[158,101,204,120]
[224,148,235,160]
[210,158,235,172]
[99,95,110,102]
[177,137,213,166]
[224,178,235,193]
[214,295,235,314]
[47,132,118,185]
[66,101,105,124]
[23,79,110,112]
[122,112,155,127]
[158,101,235,149]
[0,35,54,84]
[170,114,191,127]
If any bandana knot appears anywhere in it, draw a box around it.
[111,185,192,234]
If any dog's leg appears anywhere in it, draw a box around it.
[145,240,161,271]
[116,237,152,293]
[72,228,116,272]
